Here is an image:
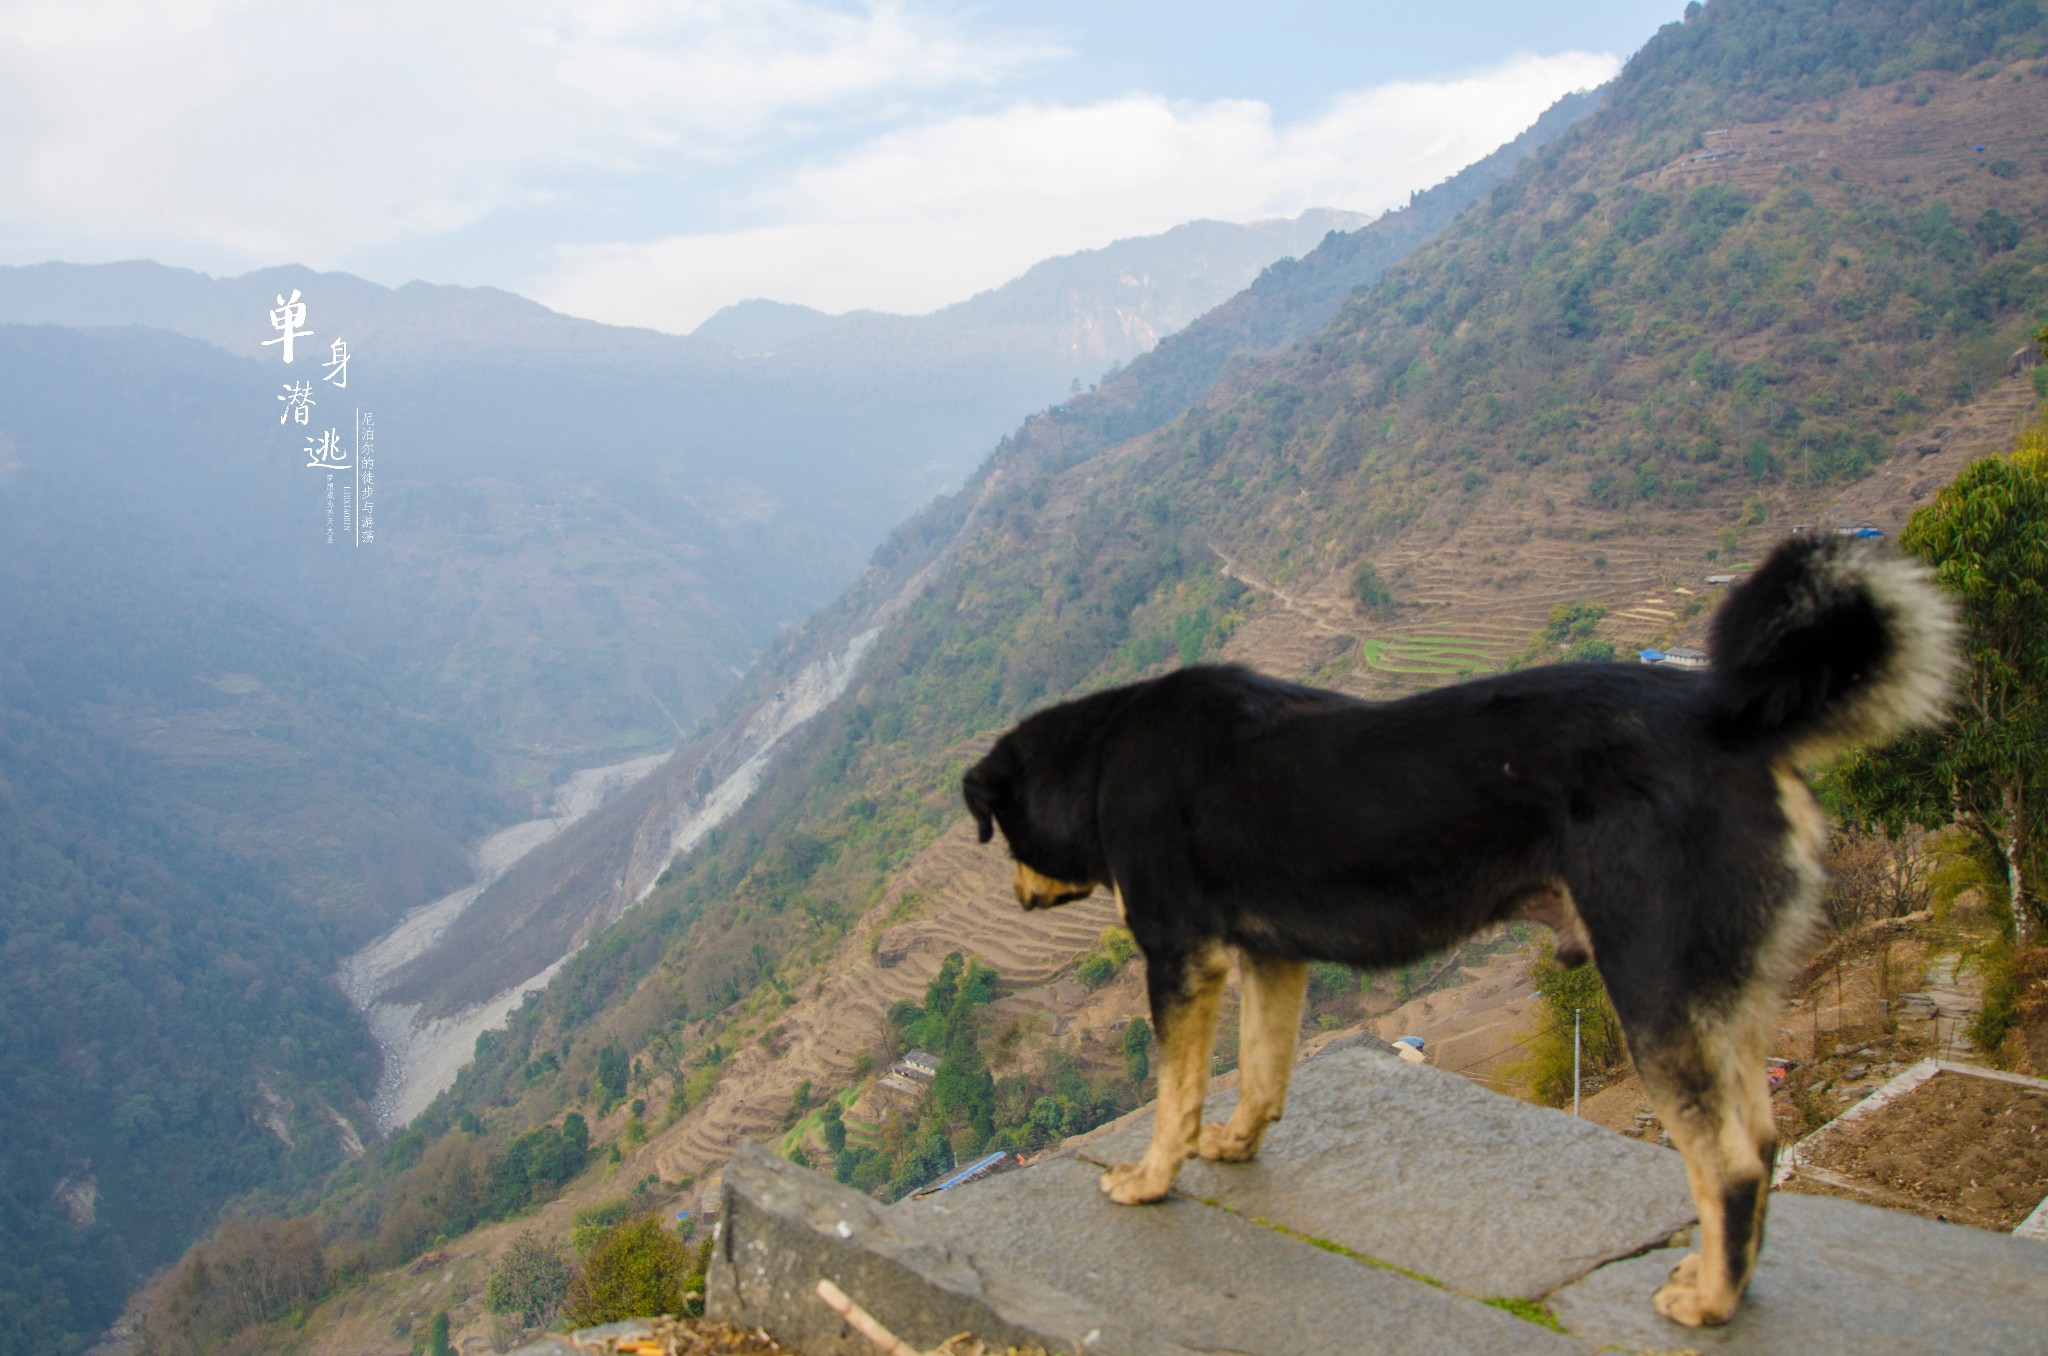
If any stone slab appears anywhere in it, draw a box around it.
[706,1143,1115,1355]
[1075,1045,1695,1299]
[898,1154,1577,1355]
[706,1140,1577,1355]
[1550,1192,2048,1355]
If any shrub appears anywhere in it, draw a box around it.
[1517,942,1626,1107]
[134,1217,327,1356]
[1076,952,1116,988]
[486,1231,569,1336]
[1307,961,1360,1001]
[564,1215,690,1328]
[1350,561,1393,614]
[596,1044,630,1112]
[820,1100,847,1153]
[570,1198,633,1254]
[1122,1016,1153,1082]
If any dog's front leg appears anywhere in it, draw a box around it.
[1101,940,1229,1204]
[1200,951,1307,1162]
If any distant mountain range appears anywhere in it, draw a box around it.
[0,206,1364,760]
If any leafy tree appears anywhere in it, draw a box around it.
[819,1101,847,1154]
[1350,561,1394,614]
[1122,1016,1153,1082]
[929,961,998,1149]
[564,1216,689,1327]
[1832,422,2048,941]
[680,1236,715,1318]
[1523,943,1626,1107]
[485,1231,569,1338]
[1541,601,1607,646]
[419,1310,454,1356]
[1075,952,1117,988]
[134,1218,327,1356]
[595,1044,630,1111]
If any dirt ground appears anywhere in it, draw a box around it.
[1367,946,1544,1095]
[1783,1071,2048,1231]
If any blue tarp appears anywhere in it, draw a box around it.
[925,1151,1013,1194]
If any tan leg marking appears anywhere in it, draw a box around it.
[1640,1006,1778,1327]
[1013,863,1096,910]
[1200,952,1308,1162]
[1100,942,1229,1204]
[1640,768,1821,1325]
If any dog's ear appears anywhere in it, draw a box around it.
[961,749,1012,844]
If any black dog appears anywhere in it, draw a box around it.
[962,535,1953,1327]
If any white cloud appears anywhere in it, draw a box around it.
[0,1,1616,332]
[0,0,1052,265]
[537,50,1618,331]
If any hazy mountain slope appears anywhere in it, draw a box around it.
[0,199,1423,1353]
[1062,90,1608,455]
[344,92,1600,1067]
[0,210,1369,755]
[0,327,522,1356]
[690,299,847,352]
[917,209,1373,340]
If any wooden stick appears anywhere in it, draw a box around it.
[815,1278,922,1356]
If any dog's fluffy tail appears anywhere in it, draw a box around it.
[1703,534,1958,759]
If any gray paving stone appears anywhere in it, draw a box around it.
[1549,1192,2048,1355]
[706,1140,1578,1354]
[1075,1045,1695,1300]
[899,1154,1578,1355]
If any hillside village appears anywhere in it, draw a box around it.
[38,1,2048,1353]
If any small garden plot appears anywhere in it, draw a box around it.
[1361,630,1509,678]
[1784,1070,2048,1231]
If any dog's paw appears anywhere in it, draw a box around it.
[1652,1252,1736,1327]
[1197,1122,1259,1162]
[1097,1160,1171,1204]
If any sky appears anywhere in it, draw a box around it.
[0,1,1686,333]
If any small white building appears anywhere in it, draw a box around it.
[893,1049,942,1083]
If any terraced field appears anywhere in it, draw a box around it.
[1361,625,1519,678]
[646,820,1119,1182]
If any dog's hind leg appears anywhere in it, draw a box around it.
[1100,939,1229,1204]
[1199,951,1308,1162]
[1631,1006,1778,1327]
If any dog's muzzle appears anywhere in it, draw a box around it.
[1014,863,1095,910]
